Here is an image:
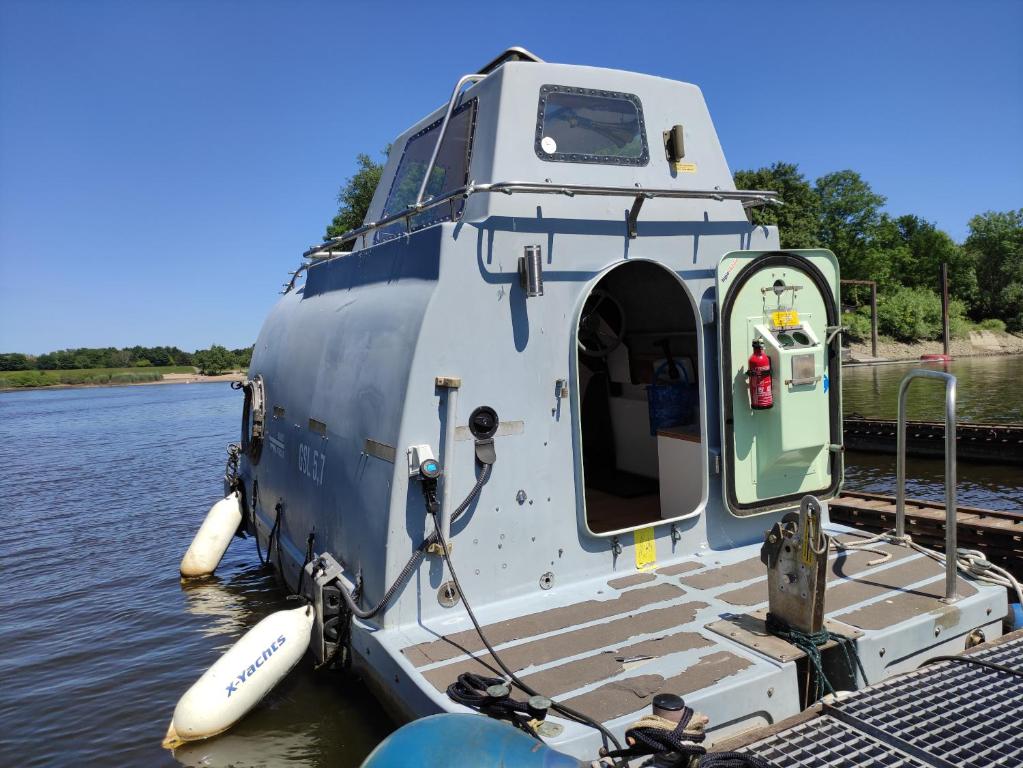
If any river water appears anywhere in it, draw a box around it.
[0,358,1019,767]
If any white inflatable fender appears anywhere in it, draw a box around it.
[163,605,314,748]
[180,491,243,578]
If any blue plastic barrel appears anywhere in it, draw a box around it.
[361,713,585,768]
[1010,603,1023,631]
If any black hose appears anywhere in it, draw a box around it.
[335,463,493,620]
[436,522,625,757]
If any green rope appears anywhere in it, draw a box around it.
[765,613,868,703]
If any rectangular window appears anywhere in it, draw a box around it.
[376,99,477,243]
[535,85,649,166]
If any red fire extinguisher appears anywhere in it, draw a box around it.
[748,339,773,410]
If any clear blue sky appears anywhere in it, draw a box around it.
[1,0,1020,354]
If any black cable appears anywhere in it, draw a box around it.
[436,522,625,757]
[333,463,493,620]
[920,654,1023,678]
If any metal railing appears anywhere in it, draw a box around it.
[303,181,781,259]
[895,369,959,601]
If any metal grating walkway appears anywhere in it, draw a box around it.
[742,716,931,768]
[737,633,1023,768]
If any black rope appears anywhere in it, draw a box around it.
[920,654,1023,678]
[264,502,283,573]
[601,697,771,767]
[296,530,315,597]
[250,480,269,566]
[765,613,868,702]
[445,673,539,738]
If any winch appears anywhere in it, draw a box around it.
[760,495,827,635]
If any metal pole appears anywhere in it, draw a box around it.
[438,383,459,546]
[894,369,959,600]
[941,262,950,357]
[944,376,958,600]
[896,378,910,539]
[870,282,878,359]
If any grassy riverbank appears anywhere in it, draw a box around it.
[0,365,195,389]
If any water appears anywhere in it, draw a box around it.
[0,384,392,768]
[842,356,1023,512]
[0,361,1019,767]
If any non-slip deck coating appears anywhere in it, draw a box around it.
[403,582,686,666]
[399,532,994,735]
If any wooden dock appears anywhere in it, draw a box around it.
[830,490,1023,579]
[843,417,1023,465]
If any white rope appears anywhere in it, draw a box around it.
[835,530,1023,608]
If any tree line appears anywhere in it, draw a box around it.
[735,164,1022,340]
[0,344,253,374]
[325,155,1023,342]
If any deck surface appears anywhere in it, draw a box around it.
[397,530,981,729]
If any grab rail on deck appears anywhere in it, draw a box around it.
[303,181,781,259]
[895,369,959,601]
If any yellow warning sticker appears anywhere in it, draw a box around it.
[800,514,819,565]
[634,527,657,570]
[771,310,799,328]
[674,162,697,173]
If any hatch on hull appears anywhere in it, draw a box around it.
[716,250,843,516]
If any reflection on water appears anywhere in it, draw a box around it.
[0,385,392,768]
[842,355,1023,422]
[0,361,1019,767]
[842,355,1023,513]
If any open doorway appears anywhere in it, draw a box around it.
[577,261,704,534]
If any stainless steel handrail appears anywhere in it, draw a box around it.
[414,74,485,207]
[895,369,958,601]
[303,181,781,259]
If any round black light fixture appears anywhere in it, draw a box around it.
[468,406,499,439]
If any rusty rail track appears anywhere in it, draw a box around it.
[843,417,1023,465]
[831,490,1023,579]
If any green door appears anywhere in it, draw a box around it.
[716,250,843,516]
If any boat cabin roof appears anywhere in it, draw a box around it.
[307,50,777,258]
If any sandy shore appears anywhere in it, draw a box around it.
[845,330,1023,363]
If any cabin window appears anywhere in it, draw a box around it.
[535,85,649,166]
[376,98,478,243]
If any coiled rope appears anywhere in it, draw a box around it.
[445,673,540,738]
[602,700,771,767]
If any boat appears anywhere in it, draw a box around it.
[176,47,1021,763]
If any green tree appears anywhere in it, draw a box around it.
[0,353,31,371]
[193,344,234,375]
[964,209,1023,329]
[890,215,977,306]
[815,170,889,286]
[230,346,253,368]
[734,163,821,249]
[325,150,387,240]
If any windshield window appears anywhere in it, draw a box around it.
[376,99,477,242]
[535,85,648,166]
